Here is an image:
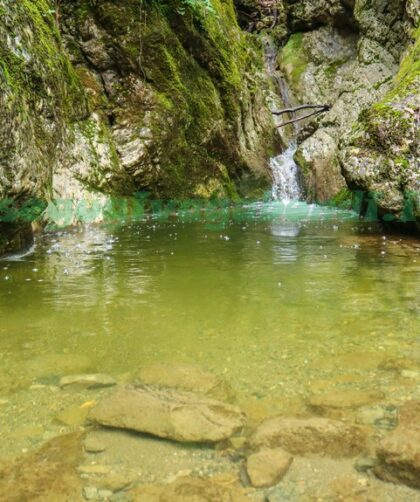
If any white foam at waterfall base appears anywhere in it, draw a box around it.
[270,144,301,202]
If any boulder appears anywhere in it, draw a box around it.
[60,374,116,389]
[294,130,346,202]
[250,417,367,457]
[246,448,293,488]
[374,401,420,488]
[89,385,246,443]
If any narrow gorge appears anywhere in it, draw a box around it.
[0,2,419,501]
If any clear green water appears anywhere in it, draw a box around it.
[0,202,419,410]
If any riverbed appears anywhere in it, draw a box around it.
[0,201,419,500]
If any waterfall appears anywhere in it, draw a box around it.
[270,144,301,201]
[264,37,302,202]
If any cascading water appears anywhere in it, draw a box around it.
[270,144,301,201]
[264,37,302,202]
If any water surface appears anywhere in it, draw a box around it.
[1,202,418,414]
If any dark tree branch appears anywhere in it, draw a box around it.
[273,104,331,116]
[276,108,330,128]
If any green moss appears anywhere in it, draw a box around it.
[328,188,352,209]
[279,33,307,87]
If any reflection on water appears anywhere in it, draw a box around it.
[0,203,419,403]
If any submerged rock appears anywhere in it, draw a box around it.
[0,433,84,501]
[246,448,293,488]
[83,435,107,454]
[250,416,367,457]
[89,385,246,443]
[132,475,250,502]
[135,362,234,402]
[60,373,116,389]
[55,405,90,427]
[374,400,420,489]
[308,389,385,415]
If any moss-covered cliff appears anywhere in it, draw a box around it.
[0,0,277,214]
[270,0,417,207]
[339,25,419,222]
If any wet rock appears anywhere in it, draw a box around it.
[0,433,84,501]
[354,456,379,473]
[98,489,113,499]
[56,405,90,427]
[84,435,107,453]
[135,362,234,402]
[309,390,385,415]
[132,475,250,502]
[89,385,246,443]
[250,417,367,457]
[246,448,293,488]
[355,404,397,429]
[26,353,94,380]
[95,472,137,493]
[83,485,98,500]
[287,0,353,31]
[60,374,117,390]
[228,436,248,451]
[294,129,346,203]
[374,401,420,488]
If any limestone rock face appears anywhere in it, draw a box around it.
[374,400,420,489]
[135,363,234,403]
[339,26,420,223]
[287,0,355,31]
[0,0,277,228]
[250,416,367,457]
[246,447,293,487]
[89,385,246,443]
[277,0,416,208]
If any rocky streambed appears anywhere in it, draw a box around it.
[1,360,420,501]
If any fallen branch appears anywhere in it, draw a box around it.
[276,108,330,128]
[272,104,330,116]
